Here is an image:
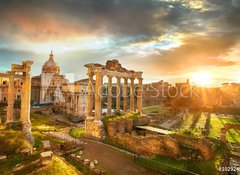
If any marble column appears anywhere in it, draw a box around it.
[123,78,128,113]
[94,70,103,121]
[87,73,94,119]
[116,77,121,113]
[6,73,14,124]
[137,78,143,113]
[130,77,135,112]
[107,75,112,116]
[20,72,32,125]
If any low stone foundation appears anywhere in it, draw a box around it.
[85,118,105,140]
[174,135,215,160]
[111,133,179,158]
[107,117,179,158]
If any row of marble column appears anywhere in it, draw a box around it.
[87,72,143,121]
[5,72,32,125]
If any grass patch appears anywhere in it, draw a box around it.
[32,131,65,148]
[69,128,85,139]
[0,130,32,155]
[0,151,41,175]
[30,156,82,175]
[136,146,227,175]
[142,106,168,115]
[31,113,66,132]
[101,113,142,130]
[209,115,240,143]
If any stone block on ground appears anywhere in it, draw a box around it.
[83,159,90,165]
[0,155,6,162]
[90,162,95,169]
[14,164,25,171]
[94,159,98,165]
[42,140,51,151]
[40,151,53,165]
[21,148,32,156]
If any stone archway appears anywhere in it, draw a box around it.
[85,59,143,140]
[0,60,34,145]
[220,123,240,143]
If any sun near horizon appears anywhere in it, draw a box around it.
[191,72,213,87]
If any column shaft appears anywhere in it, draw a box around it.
[20,75,31,124]
[94,71,102,121]
[137,78,143,113]
[123,78,128,113]
[6,75,14,123]
[130,78,135,112]
[107,76,112,116]
[116,77,121,113]
[87,74,93,118]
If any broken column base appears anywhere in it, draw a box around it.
[22,122,35,146]
[85,118,106,141]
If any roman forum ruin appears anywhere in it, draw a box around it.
[85,59,143,139]
[0,61,34,144]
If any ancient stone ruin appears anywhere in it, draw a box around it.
[85,59,143,140]
[0,60,34,145]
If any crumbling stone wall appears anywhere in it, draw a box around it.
[174,135,215,160]
[112,133,179,158]
[107,118,179,158]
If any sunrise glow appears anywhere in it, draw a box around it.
[191,72,212,86]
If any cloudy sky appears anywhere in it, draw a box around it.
[0,0,239,86]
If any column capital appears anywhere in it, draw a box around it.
[138,77,143,84]
[107,75,113,79]
[116,76,121,80]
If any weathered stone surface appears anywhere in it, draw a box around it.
[21,148,32,156]
[94,159,98,165]
[125,119,133,133]
[14,164,25,171]
[174,135,215,160]
[134,116,150,126]
[112,133,179,158]
[42,140,51,151]
[40,151,53,165]
[22,123,34,146]
[0,155,6,162]
[85,119,105,140]
[83,159,90,165]
[90,162,95,169]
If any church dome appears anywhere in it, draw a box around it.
[42,51,60,75]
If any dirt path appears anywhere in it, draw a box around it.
[80,139,160,175]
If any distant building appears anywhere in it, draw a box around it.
[31,51,68,104]
[30,51,89,119]
[0,77,23,103]
[143,80,171,106]
[58,79,89,119]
